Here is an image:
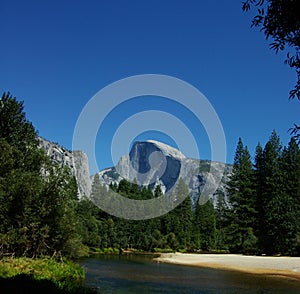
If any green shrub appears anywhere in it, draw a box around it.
[153,248,174,253]
[209,249,230,254]
[0,257,95,293]
[90,247,120,254]
[178,249,187,253]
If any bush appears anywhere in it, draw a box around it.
[0,257,95,293]
[102,247,119,254]
[209,249,230,254]
[242,229,259,255]
[178,249,187,253]
[152,248,174,253]
[89,247,120,254]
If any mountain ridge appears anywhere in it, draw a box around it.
[38,137,91,198]
[39,137,232,207]
[96,140,232,207]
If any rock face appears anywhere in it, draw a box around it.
[115,140,183,193]
[38,137,91,198]
[96,140,232,207]
[39,137,232,206]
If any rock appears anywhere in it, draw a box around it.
[38,137,91,198]
[39,137,232,207]
[97,140,232,207]
[115,141,182,192]
[72,150,92,198]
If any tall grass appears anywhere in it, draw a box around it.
[0,257,96,293]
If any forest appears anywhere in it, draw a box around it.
[0,92,299,259]
[86,130,300,256]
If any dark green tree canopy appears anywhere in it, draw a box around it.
[226,138,256,252]
[0,92,81,258]
[0,92,37,149]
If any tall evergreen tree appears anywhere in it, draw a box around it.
[0,93,83,257]
[0,92,45,172]
[195,199,216,251]
[282,138,300,211]
[226,138,256,253]
[253,133,300,254]
[215,190,228,250]
[172,179,193,249]
[258,131,283,254]
[269,138,300,254]
[253,142,264,236]
[154,185,163,198]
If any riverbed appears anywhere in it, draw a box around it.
[79,254,300,293]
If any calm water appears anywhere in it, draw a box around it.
[79,254,300,294]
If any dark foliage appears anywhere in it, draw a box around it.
[0,275,97,294]
[225,131,300,255]
[0,92,83,258]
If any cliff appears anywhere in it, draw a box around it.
[39,137,231,206]
[96,140,232,207]
[38,137,91,198]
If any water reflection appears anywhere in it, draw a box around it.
[79,254,300,293]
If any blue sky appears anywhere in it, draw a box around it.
[1,0,299,174]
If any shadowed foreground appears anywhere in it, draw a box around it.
[0,274,97,294]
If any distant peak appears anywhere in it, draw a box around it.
[139,140,186,159]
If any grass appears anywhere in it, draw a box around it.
[0,257,97,293]
[89,247,120,254]
[153,248,175,253]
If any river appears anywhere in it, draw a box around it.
[79,254,300,293]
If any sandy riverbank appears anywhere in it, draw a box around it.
[155,253,300,280]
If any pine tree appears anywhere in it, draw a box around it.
[0,92,45,172]
[0,93,83,257]
[269,138,300,254]
[154,185,163,198]
[258,131,283,254]
[253,142,264,236]
[76,198,100,247]
[226,138,256,253]
[282,138,300,211]
[141,186,154,199]
[172,179,193,249]
[215,190,228,250]
[195,199,216,251]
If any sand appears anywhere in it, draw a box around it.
[155,253,300,280]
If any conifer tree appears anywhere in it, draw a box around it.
[154,185,163,198]
[172,179,193,249]
[215,190,228,250]
[269,138,300,254]
[253,142,264,236]
[282,138,300,210]
[0,92,82,257]
[195,199,216,251]
[257,131,283,254]
[226,138,256,252]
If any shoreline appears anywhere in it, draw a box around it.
[155,253,300,281]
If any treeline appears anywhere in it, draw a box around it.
[0,93,87,258]
[225,133,300,255]
[80,176,217,252]
[86,132,300,256]
[1,92,299,258]
[0,92,217,257]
